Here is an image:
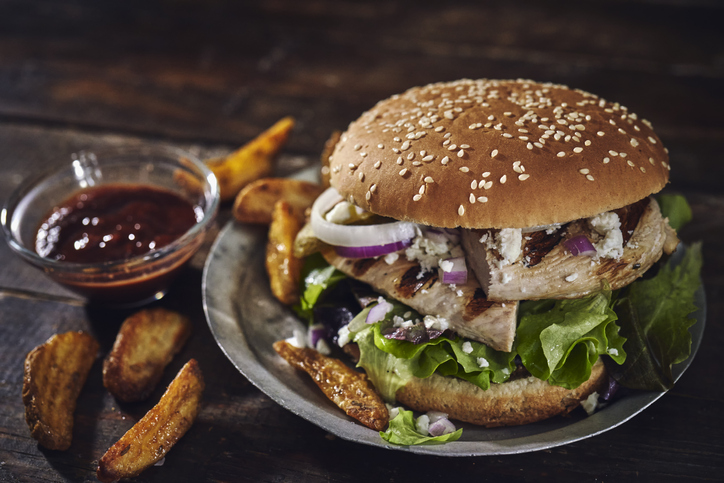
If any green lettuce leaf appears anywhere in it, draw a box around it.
[380,408,462,445]
[656,194,693,231]
[293,253,346,323]
[517,285,626,389]
[351,299,516,400]
[606,242,703,390]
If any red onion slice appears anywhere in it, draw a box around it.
[365,299,393,324]
[308,323,326,348]
[428,417,456,436]
[334,239,411,259]
[311,187,417,247]
[564,235,597,256]
[439,257,468,284]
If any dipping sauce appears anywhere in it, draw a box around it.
[35,184,199,263]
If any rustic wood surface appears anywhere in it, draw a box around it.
[1,1,722,481]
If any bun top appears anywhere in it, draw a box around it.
[328,79,670,229]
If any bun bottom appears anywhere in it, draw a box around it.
[395,359,607,427]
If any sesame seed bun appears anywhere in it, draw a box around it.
[329,79,670,229]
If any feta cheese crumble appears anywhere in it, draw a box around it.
[477,357,489,368]
[461,341,473,354]
[588,211,624,259]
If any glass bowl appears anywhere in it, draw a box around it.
[1,145,220,306]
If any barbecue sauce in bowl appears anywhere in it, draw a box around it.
[36,185,198,263]
[32,184,203,305]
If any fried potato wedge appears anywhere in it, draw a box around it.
[266,200,304,305]
[233,177,324,224]
[97,359,204,483]
[210,116,295,201]
[273,340,389,431]
[293,221,325,258]
[103,308,191,402]
[22,331,99,450]
[320,130,341,189]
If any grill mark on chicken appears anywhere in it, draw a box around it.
[397,267,438,298]
[351,258,379,277]
[614,198,649,245]
[523,226,567,267]
[463,288,495,321]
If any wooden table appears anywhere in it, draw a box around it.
[1,1,722,481]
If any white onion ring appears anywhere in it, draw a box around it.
[310,187,417,247]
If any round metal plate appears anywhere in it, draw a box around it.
[203,219,705,456]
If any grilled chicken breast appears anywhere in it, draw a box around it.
[462,197,678,301]
[321,247,517,352]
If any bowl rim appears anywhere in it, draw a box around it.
[1,144,220,273]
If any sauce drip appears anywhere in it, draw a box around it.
[35,184,198,263]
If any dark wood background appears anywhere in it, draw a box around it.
[1,1,722,482]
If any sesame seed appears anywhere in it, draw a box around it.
[413,194,422,201]
[471,180,478,189]
[640,166,646,173]
[412,161,421,166]
[648,157,655,165]
[502,133,513,138]
[459,167,470,173]
[407,152,415,160]
[586,174,595,181]
[519,136,529,141]
[483,181,493,189]
[397,157,403,165]
[423,155,434,162]
[573,147,583,153]
[469,193,476,203]
[365,191,371,201]
[603,157,610,164]
[609,150,618,156]
[500,175,507,184]
[457,149,465,157]
[579,168,590,174]
[374,160,381,168]
[627,160,635,167]
[401,141,411,150]
[527,143,534,150]
[441,156,450,165]
[630,138,640,147]
[597,131,605,136]
[648,136,657,144]
[443,139,451,146]
[557,151,566,157]
[349,163,356,169]
[618,128,626,134]
[424,176,434,183]
[585,140,592,146]
[478,196,488,203]
[458,205,465,216]
[488,115,495,121]
[482,171,491,178]
[435,126,445,132]
[534,142,544,148]
[419,185,425,194]
[399,168,408,176]
[370,184,377,193]
[358,172,365,181]
[519,174,530,181]
[619,152,627,158]
[377,144,384,149]
[354,144,362,151]
[491,149,498,158]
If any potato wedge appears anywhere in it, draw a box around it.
[210,116,295,201]
[22,331,99,450]
[266,200,304,305]
[293,221,325,258]
[103,308,191,402]
[273,340,389,431]
[97,359,204,483]
[320,130,341,189]
[233,177,324,224]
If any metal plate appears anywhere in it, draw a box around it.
[203,220,705,456]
